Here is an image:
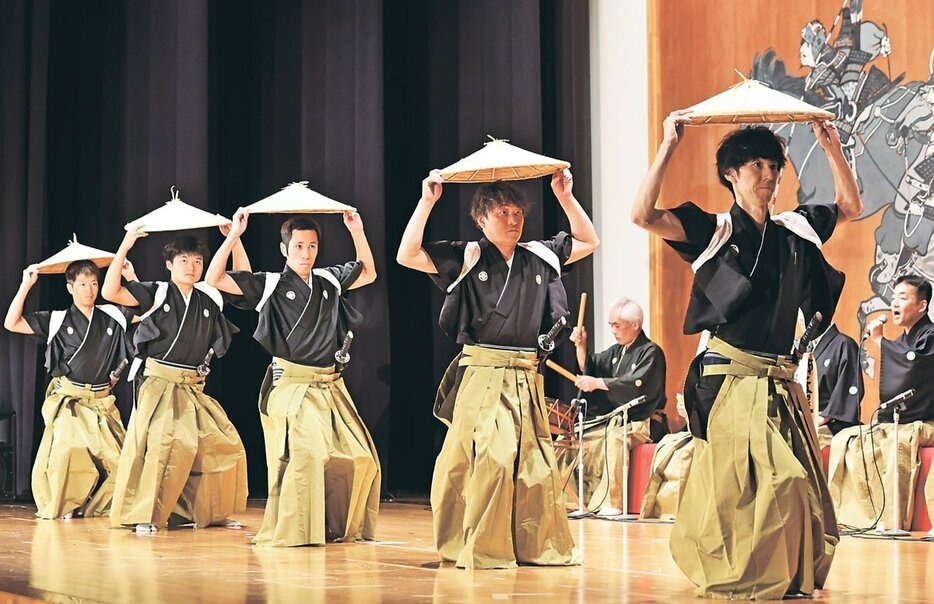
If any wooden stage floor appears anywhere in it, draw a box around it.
[1,501,933,603]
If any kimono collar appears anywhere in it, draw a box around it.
[810,322,839,357]
[283,264,313,287]
[905,314,934,343]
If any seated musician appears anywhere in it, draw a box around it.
[561,297,667,516]
[829,274,934,530]
[811,320,863,447]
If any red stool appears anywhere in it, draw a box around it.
[628,443,657,514]
[910,447,934,532]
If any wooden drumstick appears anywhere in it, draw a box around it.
[546,359,578,384]
[576,292,587,331]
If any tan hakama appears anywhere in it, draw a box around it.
[558,416,650,512]
[816,424,834,449]
[110,358,248,528]
[31,377,125,519]
[253,358,380,547]
[431,344,578,569]
[671,339,837,600]
[828,420,934,529]
[639,431,695,520]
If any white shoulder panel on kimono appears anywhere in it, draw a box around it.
[97,304,127,331]
[257,272,282,312]
[446,241,482,293]
[47,310,68,344]
[517,240,561,274]
[312,268,342,296]
[140,282,170,321]
[194,281,224,310]
[771,211,823,249]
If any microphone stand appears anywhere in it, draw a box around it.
[876,395,912,536]
[568,393,589,520]
[620,403,634,519]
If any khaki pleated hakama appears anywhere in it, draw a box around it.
[671,338,837,600]
[828,420,934,529]
[253,357,380,547]
[110,358,248,528]
[639,431,695,520]
[32,377,126,519]
[431,344,578,569]
[558,416,650,512]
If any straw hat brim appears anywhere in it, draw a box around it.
[684,79,834,125]
[125,200,231,232]
[244,182,357,214]
[36,241,115,274]
[439,140,570,183]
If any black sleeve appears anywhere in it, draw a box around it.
[423,240,468,291]
[118,305,137,325]
[540,231,574,272]
[24,311,52,340]
[125,281,159,315]
[324,261,364,293]
[795,203,839,243]
[228,271,266,309]
[663,202,717,262]
[820,339,863,424]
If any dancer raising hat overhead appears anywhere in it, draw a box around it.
[5,252,134,520]
[397,167,599,569]
[631,113,861,599]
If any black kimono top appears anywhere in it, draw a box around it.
[879,314,934,423]
[424,233,573,349]
[26,304,135,385]
[582,330,667,421]
[665,202,844,355]
[228,263,363,367]
[126,280,237,367]
[812,323,863,425]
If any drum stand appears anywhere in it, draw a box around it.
[876,404,910,536]
[568,396,590,519]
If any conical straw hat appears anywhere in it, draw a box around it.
[36,234,115,274]
[684,74,834,125]
[438,137,570,183]
[125,187,231,232]
[244,182,356,214]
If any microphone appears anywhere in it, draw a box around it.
[592,395,648,423]
[538,316,568,353]
[109,358,130,385]
[794,311,823,358]
[335,331,354,371]
[880,388,916,411]
[197,348,215,377]
[862,315,888,341]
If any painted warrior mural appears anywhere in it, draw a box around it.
[750,1,934,362]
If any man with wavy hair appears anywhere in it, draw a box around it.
[632,116,861,599]
[397,170,599,569]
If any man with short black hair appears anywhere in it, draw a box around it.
[103,227,248,532]
[829,273,934,531]
[206,208,380,547]
[5,259,134,519]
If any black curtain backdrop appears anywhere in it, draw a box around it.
[0,0,591,499]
